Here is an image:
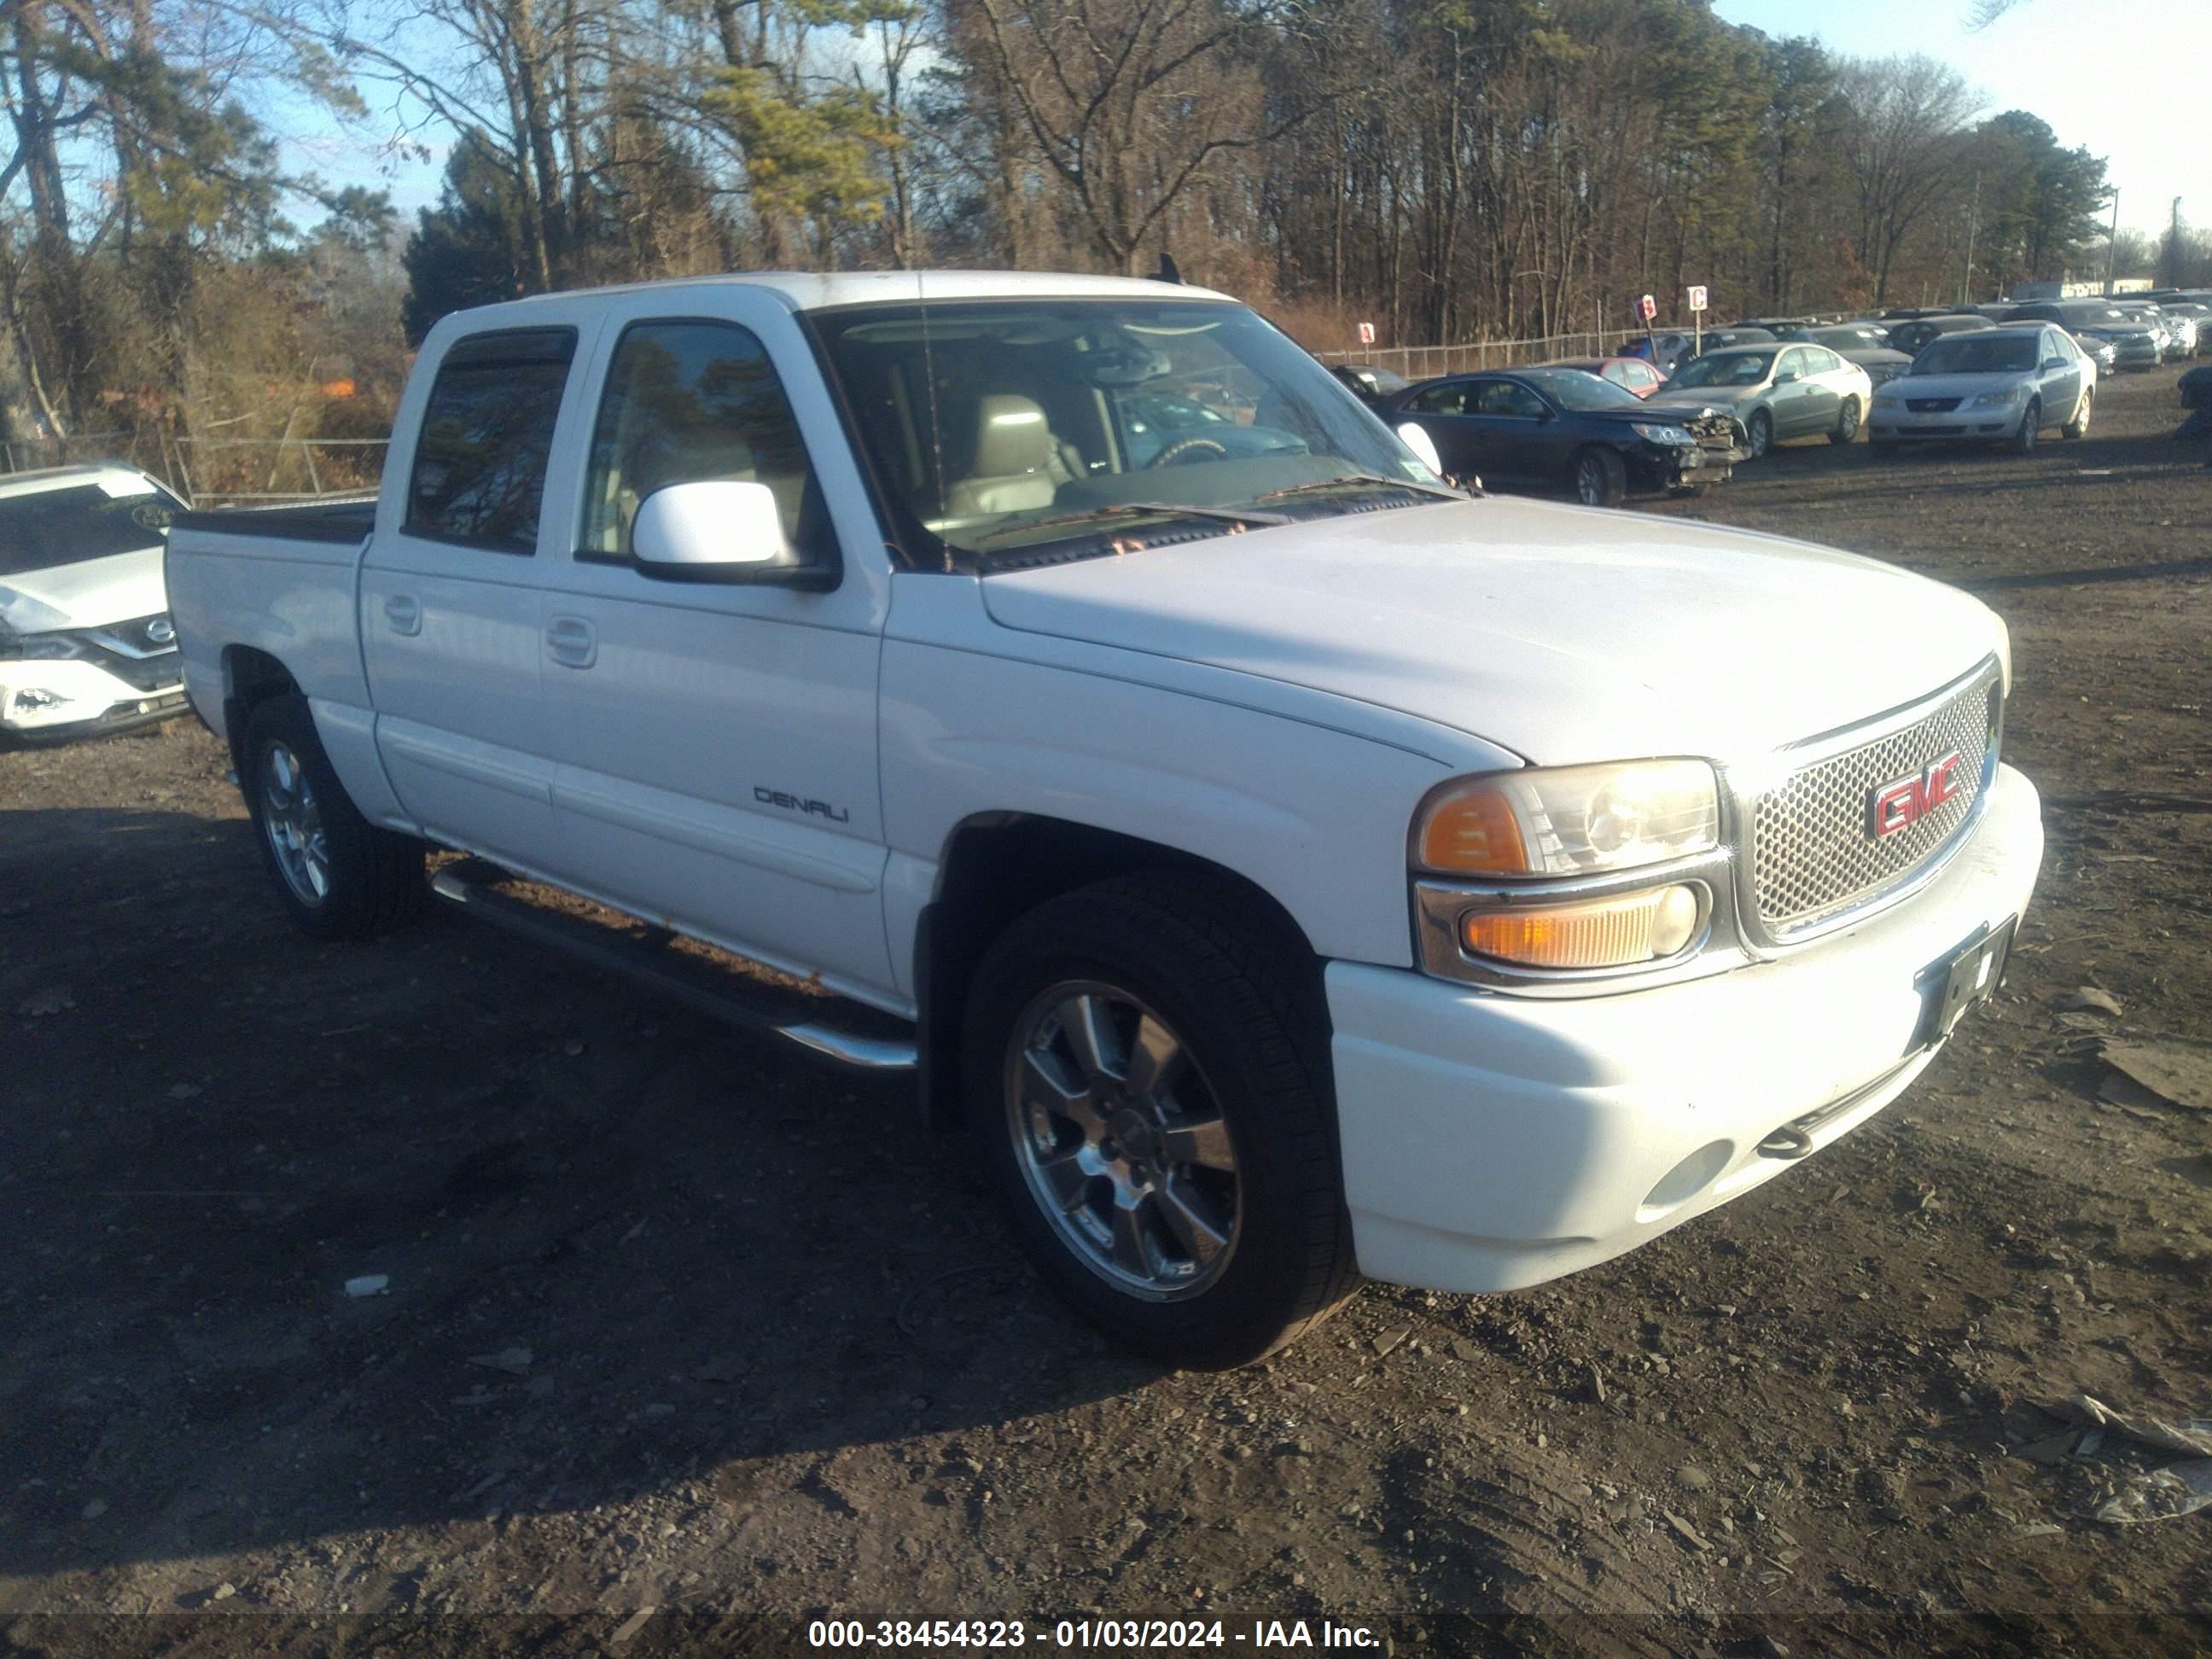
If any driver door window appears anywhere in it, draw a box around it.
[579,320,826,565]
[1471,381,1545,419]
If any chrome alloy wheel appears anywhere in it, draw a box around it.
[1575,454,1608,504]
[260,741,331,907]
[1004,981,1240,1301]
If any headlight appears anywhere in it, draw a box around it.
[0,629,80,661]
[1413,760,1720,878]
[1629,422,1693,446]
[1969,385,2023,408]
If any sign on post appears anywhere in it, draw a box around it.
[1688,283,1707,354]
[1687,285,1708,312]
[1357,321,1376,345]
[1638,294,1657,321]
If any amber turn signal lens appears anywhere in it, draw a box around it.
[1417,783,1528,875]
[1461,885,1701,969]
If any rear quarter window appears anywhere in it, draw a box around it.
[405,328,578,553]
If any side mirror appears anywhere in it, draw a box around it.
[1773,370,1798,384]
[2041,357,2067,371]
[1394,422,1446,478]
[632,480,815,585]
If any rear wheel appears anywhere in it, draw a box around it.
[1746,409,1774,460]
[1829,397,1861,445]
[2062,390,2093,439]
[1570,445,1627,507]
[963,874,1356,1369]
[2011,398,2041,455]
[242,695,425,940]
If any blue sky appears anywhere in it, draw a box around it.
[1713,0,2187,239]
[278,0,2189,242]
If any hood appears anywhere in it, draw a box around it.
[1841,347,1913,369]
[0,546,168,633]
[978,496,1999,765]
[1667,381,1764,403]
[1883,370,2035,399]
[1579,399,1729,427]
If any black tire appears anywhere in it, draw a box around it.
[1746,409,1773,460]
[2062,391,2093,440]
[1569,445,1627,507]
[2011,398,2040,455]
[962,873,1357,1369]
[241,694,425,940]
[1829,397,1861,445]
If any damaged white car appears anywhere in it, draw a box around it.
[0,465,189,742]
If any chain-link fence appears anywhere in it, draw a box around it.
[1315,329,1655,382]
[2,326,1664,504]
[0,432,389,508]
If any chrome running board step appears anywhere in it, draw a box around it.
[429,859,917,1074]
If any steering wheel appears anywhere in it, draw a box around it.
[1148,435,1231,469]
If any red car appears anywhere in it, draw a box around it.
[1545,356,1670,398]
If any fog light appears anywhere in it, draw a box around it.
[1460,883,1702,969]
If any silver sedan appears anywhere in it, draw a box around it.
[1665,343,1876,458]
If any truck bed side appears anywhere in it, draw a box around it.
[166,499,387,811]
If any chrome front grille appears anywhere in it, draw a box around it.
[1745,664,2001,940]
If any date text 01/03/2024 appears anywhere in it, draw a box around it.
[806,1619,1384,1649]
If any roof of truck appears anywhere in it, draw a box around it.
[495,270,1240,313]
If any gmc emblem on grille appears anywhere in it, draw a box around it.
[1867,751,1964,839]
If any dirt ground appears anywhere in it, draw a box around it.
[2,369,2209,1657]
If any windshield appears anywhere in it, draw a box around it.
[0,481,178,579]
[1521,369,1644,410]
[810,299,1440,565]
[1673,352,1773,387]
[1912,336,2039,375]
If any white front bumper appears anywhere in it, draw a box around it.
[1329,763,2044,1295]
[1,657,183,733]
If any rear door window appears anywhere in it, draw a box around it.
[405,328,577,553]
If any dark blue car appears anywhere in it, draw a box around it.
[1383,368,1743,505]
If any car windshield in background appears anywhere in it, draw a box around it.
[0,484,177,579]
[1913,337,2038,375]
[810,300,1438,565]
[1673,352,1773,387]
[1520,370,1644,411]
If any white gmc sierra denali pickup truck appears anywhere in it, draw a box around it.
[168,271,2045,1369]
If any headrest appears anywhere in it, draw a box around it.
[969,395,1055,477]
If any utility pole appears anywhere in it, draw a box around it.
[2104,188,2121,296]
[2171,195,2186,288]
[1962,175,1980,304]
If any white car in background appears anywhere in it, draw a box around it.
[0,465,189,742]
[1868,326,2095,453]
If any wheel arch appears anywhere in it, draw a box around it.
[912,812,1327,1131]
[219,645,301,777]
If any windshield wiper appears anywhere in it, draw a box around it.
[971,500,1289,548]
[1254,473,1467,504]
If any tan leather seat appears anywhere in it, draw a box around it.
[944,395,1070,518]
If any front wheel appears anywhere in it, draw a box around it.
[1746,409,1773,460]
[1570,445,1627,507]
[2011,398,2041,455]
[242,695,426,940]
[1829,397,1861,445]
[2063,391,2093,439]
[963,875,1356,1369]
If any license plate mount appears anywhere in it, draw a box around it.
[1918,916,2017,1048]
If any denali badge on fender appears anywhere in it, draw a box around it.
[1868,751,1964,839]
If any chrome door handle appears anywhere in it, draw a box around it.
[383,594,421,636]
[546,616,597,668]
